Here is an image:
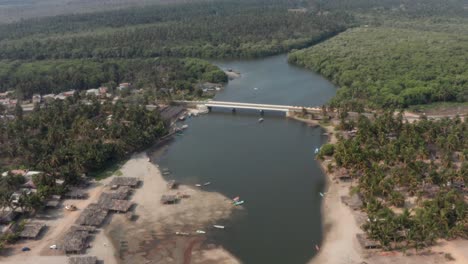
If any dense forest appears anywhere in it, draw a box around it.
[320,112,467,249]
[0,98,166,182]
[0,58,226,98]
[0,1,352,60]
[288,0,468,109]
[289,26,468,109]
[0,0,354,97]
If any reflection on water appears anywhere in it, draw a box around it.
[152,54,336,264]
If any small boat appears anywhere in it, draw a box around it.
[315,245,320,251]
[162,171,171,175]
[203,182,211,186]
[314,147,319,154]
[176,232,190,236]
[258,118,264,123]
[213,225,225,229]
[233,196,240,202]
[181,124,189,130]
[319,192,324,197]
[195,184,202,187]
[234,200,244,206]
[196,230,206,234]
[254,87,258,90]
[178,115,186,121]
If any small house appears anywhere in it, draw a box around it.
[32,94,42,104]
[68,256,98,264]
[19,223,46,239]
[161,195,178,204]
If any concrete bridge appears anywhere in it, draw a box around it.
[175,100,322,115]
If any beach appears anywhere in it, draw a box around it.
[308,122,468,264]
[105,152,241,264]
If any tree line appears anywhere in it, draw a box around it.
[320,112,467,249]
[0,58,227,99]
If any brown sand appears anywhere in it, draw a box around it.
[106,152,241,264]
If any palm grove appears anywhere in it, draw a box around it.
[0,0,466,251]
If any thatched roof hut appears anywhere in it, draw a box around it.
[161,195,178,204]
[64,189,88,199]
[104,186,131,200]
[98,193,133,213]
[62,230,90,254]
[356,233,381,249]
[109,177,139,188]
[19,223,45,239]
[68,256,98,264]
[75,204,108,226]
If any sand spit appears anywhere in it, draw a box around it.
[106,152,241,264]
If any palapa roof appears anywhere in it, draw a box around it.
[19,223,45,239]
[356,233,381,249]
[75,204,108,226]
[70,225,97,233]
[161,195,178,203]
[62,230,90,253]
[109,177,139,187]
[68,256,98,264]
[103,186,131,200]
[98,193,133,212]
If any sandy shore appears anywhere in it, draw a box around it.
[307,122,467,264]
[105,152,241,264]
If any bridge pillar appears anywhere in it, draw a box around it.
[259,110,264,116]
[207,106,212,112]
[232,108,236,113]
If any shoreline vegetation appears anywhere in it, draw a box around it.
[0,0,467,263]
[303,111,467,264]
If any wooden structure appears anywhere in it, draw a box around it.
[75,204,108,226]
[98,193,133,213]
[356,233,381,249]
[109,177,139,188]
[68,256,98,264]
[102,186,131,200]
[62,230,90,254]
[64,189,88,199]
[19,223,45,239]
[161,195,178,204]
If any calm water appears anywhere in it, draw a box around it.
[152,54,336,264]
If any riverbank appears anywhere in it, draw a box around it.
[308,123,363,264]
[105,152,241,264]
[306,119,467,264]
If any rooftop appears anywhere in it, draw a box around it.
[75,204,108,226]
[109,177,139,187]
[68,256,98,264]
[19,223,45,239]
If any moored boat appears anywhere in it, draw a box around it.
[234,200,244,206]
[213,225,225,229]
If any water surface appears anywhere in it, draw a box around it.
[152,54,336,264]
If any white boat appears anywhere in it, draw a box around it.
[196,230,206,234]
[181,124,189,129]
[203,182,211,186]
[176,232,190,236]
[234,200,244,206]
[258,118,264,123]
[195,184,202,187]
[213,225,225,229]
